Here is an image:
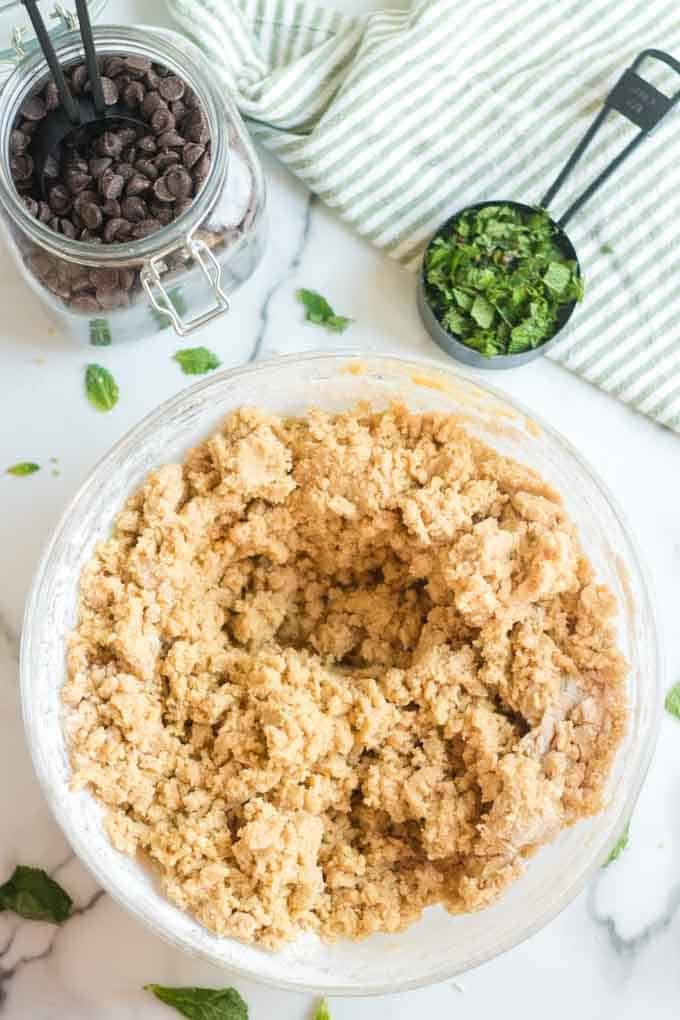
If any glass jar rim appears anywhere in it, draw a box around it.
[0,24,228,267]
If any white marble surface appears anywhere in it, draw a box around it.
[1,1,680,1017]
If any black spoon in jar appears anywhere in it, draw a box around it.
[21,0,147,198]
[418,49,680,370]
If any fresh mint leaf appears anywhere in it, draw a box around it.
[297,289,351,333]
[604,823,630,866]
[85,364,119,412]
[423,205,583,357]
[174,347,222,376]
[0,866,72,923]
[313,999,331,1020]
[664,682,680,719]
[470,294,495,328]
[145,985,248,1020]
[600,243,613,254]
[6,462,40,476]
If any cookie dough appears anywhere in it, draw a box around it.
[63,404,628,948]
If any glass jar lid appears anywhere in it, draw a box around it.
[0,0,106,74]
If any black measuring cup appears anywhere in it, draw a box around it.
[418,49,680,369]
[21,0,146,196]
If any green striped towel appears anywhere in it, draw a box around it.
[168,0,680,432]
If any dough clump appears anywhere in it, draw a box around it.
[64,404,627,948]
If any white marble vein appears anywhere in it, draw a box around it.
[0,1,679,1018]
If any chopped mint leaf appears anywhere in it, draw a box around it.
[174,347,222,376]
[89,319,112,346]
[6,462,40,476]
[604,822,630,866]
[144,985,248,1020]
[543,261,571,294]
[423,205,583,357]
[313,1000,331,1020]
[664,682,680,719]
[0,866,72,923]
[85,364,119,412]
[600,243,613,254]
[297,289,351,333]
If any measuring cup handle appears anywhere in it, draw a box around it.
[540,49,680,228]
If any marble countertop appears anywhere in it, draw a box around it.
[1,1,680,1017]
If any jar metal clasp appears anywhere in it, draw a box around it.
[140,237,230,337]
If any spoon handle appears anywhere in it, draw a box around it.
[75,0,105,117]
[541,49,680,228]
[21,0,80,125]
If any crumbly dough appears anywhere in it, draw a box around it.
[63,404,627,948]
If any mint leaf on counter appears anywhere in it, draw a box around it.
[0,865,72,923]
[6,462,40,476]
[173,347,222,376]
[664,682,680,719]
[604,823,630,866]
[85,363,119,412]
[313,999,332,1020]
[297,289,351,333]
[145,985,248,1020]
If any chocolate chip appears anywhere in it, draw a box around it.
[174,198,193,216]
[97,287,129,310]
[102,198,122,218]
[184,87,200,109]
[153,174,175,203]
[104,55,126,77]
[74,189,100,213]
[11,154,34,181]
[66,172,93,195]
[58,218,77,239]
[158,130,186,150]
[45,82,60,111]
[134,158,159,181]
[118,126,139,148]
[38,201,52,223]
[151,108,175,135]
[99,170,125,200]
[11,129,28,154]
[155,207,174,225]
[186,112,209,144]
[170,99,186,121]
[121,195,146,222]
[71,64,88,95]
[133,218,161,238]
[72,294,100,313]
[48,183,72,213]
[19,118,38,136]
[103,218,131,242]
[22,196,39,216]
[80,202,103,230]
[43,154,60,179]
[141,91,164,118]
[159,76,185,102]
[100,77,119,106]
[155,150,181,171]
[123,81,145,108]
[165,165,193,199]
[126,172,152,196]
[89,156,112,177]
[125,55,152,78]
[96,132,124,158]
[114,162,136,182]
[182,142,205,168]
[137,135,158,155]
[20,95,46,121]
[119,268,137,290]
[192,152,211,184]
[146,68,161,91]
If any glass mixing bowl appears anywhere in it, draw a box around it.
[21,352,660,995]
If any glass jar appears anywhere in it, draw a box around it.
[0,24,266,344]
